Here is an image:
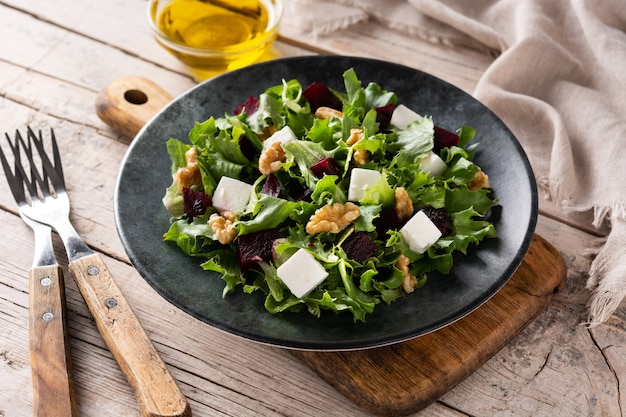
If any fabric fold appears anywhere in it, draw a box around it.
[586,216,626,326]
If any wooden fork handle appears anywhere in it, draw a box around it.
[29,264,78,417]
[69,253,191,417]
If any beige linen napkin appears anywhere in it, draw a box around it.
[285,0,626,326]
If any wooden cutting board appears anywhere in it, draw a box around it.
[97,77,567,417]
[291,234,566,416]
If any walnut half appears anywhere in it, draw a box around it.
[394,187,414,222]
[259,141,286,175]
[175,147,202,192]
[209,211,237,244]
[306,202,361,235]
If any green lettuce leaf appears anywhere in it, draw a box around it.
[388,117,434,166]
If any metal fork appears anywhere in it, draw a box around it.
[0,129,77,417]
[1,127,191,417]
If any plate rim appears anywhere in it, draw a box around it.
[114,55,538,351]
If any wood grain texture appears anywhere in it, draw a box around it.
[29,264,78,417]
[0,1,624,416]
[292,235,567,416]
[95,77,173,139]
[68,254,191,417]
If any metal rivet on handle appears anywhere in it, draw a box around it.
[105,298,118,308]
[42,312,54,321]
[40,277,52,286]
[87,266,100,276]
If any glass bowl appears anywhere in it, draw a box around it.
[147,0,283,74]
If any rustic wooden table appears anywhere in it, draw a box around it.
[1,1,624,416]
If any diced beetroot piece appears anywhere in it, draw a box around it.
[421,206,448,235]
[373,207,402,236]
[234,96,260,115]
[433,126,460,151]
[239,135,257,161]
[303,82,343,111]
[291,186,313,202]
[342,232,378,263]
[310,157,341,178]
[182,187,212,219]
[261,173,282,197]
[237,228,280,273]
[279,177,312,202]
[375,103,395,131]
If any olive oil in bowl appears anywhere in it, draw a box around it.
[148,0,282,72]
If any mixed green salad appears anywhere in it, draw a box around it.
[162,68,497,322]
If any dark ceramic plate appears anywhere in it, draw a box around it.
[114,56,537,351]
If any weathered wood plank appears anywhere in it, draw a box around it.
[293,235,567,416]
[436,216,624,417]
[2,0,603,234]
[279,14,494,94]
[0,209,379,416]
[0,2,623,417]
[2,202,623,417]
[1,0,311,83]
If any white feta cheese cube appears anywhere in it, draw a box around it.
[400,210,443,254]
[419,151,448,177]
[348,168,382,202]
[277,249,329,298]
[390,104,423,130]
[212,176,253,213]
[263,126,297,149]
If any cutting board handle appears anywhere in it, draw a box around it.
[95,77,173,139]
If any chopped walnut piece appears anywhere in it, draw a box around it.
[259,125,278,141]
[396,254,418,293]
[209,211,237,244]
[395,187,414,222]
[315,106,343,120]
[347,128,368,166]
[306,202,361,235]
[468,169,491,191]
[175,147,202,193]
[346,128,364,145]
[353,149,369,166]
[259,141,286,174]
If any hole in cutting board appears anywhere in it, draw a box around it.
[124,89,148,105]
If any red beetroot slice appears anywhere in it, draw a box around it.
[433,125,460,151]
[261,173,282,197]
[234,96,260,115]
[237,228,280,273]
[375,103,395,131]
[290,186,313,202]
[342,231,378,263]
[182,187,212,219]
[310,157,341,178]
[303,82,343,111]
[373,207,402,237]
[421,206,448,235]
[238,135,257,161]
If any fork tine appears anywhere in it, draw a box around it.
[26,128,50,197]
[0,131,29,205]
[25,126,65,192]
[13,127,62,202]
[49,128,66,189]
[27,127,65,188]
[13,129,51,201]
